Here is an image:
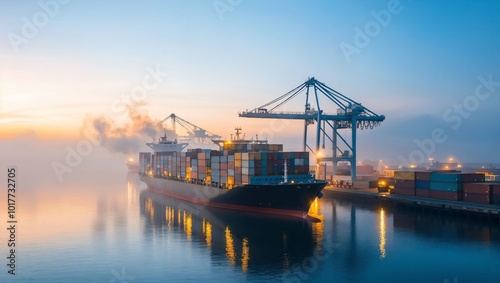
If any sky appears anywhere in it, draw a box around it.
[1,0,500,165]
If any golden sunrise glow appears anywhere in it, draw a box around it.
[379,208,387,259]
[0,124,79,139]
[7,190,105,243]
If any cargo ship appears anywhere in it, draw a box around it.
[125,158,139,172]
[139,128,327,219]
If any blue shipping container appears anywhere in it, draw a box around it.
[430,173,462,183]
[430,181,463,192]
[415,180,430,190]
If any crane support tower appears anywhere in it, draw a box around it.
[239,77,385,182]
[157,113,222,144]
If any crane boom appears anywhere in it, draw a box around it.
[156,113,221,144]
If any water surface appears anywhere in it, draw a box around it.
[1,170,499,283]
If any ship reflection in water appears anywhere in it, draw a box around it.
[140,190,326,276]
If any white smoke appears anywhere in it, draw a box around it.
[81,101,172,155]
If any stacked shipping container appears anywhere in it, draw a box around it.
[415,171,431,198]
[140,144,310,188]
[138,152,151,174]
[394,171,416,196]
[393,171,487,202]
[429,173,484,201]
[463,183,493,204]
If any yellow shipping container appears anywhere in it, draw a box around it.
[394,171,416,181]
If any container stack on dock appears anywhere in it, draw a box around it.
[141,143,311,188]
[394,171,416,196]
[415,171,431,198]
[463,183,493,204]
[393,170,493,203]
[429,173,484,201]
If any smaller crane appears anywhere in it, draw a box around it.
[156,113,221,144]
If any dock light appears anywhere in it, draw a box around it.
[457,164,462,168]
[409,164,416,168]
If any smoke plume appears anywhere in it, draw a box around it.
[81,101,170,155]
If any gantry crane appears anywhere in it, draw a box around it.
[239,77,385,181]
[157,113,221,144]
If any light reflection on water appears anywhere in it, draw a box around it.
[139,187,321,281]
[1,171,499,283]
[379,208,386,259]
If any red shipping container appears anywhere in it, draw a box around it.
[430,190,461,201]
[415,171,431,181]
[395,179,416,190]
[416,189,431,198]
[463,193,491,205]
[463,183,492,195]
[461,173,486,182]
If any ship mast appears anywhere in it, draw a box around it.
[234,127,242,140]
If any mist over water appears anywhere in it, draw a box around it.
[1,143,499,282]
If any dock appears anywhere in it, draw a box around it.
[322,186,500,222]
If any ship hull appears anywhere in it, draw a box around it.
[140,174,326,219]
[126,162,139,172]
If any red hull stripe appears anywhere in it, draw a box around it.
[148,187,308,219]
